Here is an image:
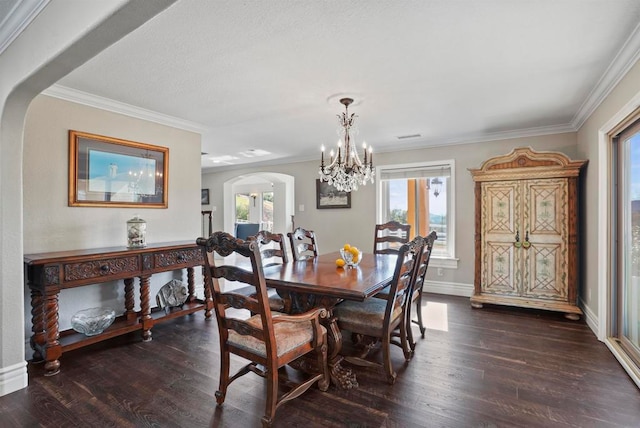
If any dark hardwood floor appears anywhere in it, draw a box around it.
[2,294,639,427]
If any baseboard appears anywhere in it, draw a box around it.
[579,296,599,339]
[423,280,474,297]
[0,360,28,397]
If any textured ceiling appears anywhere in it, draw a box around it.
[7,1,640,171]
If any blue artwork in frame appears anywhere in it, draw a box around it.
[69,130,168,208]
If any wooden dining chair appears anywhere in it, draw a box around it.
[287,227,319,261]
[333,236,425,384]
[197,232,329,428]
[248,230,289,312]
[373,221,411,254]
[406,231,437,350]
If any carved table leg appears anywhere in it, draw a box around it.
[124,278,136,325]
[325,312,358,389]
[29,285,45,362]
[44,290,62,376]
[277,290,358,389]
[139,275,153,341]
[187,267,196,302]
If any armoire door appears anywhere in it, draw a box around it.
[521,178,568,301]
[480,180,522,296]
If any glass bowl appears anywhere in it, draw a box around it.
[71,307,116,336]
[340,248,362,267]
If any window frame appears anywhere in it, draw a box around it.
[376,159,458,269]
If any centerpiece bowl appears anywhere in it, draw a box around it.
[71,307,116,336]
[340,248,362,267]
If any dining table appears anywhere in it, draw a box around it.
[256,250,398,389]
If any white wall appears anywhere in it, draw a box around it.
[23,94,202,334]
[0,0,178,397]
[577,59,640,329]
[203,132,578,292]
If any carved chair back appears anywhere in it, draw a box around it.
[287,227,319,261]
[373,221,411,254]
[250,230,289,266]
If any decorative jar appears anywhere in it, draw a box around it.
[127,215,147,248]
[71,307,116,336]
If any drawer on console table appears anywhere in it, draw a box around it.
[144,247,202,272]
[27,255,141,289]
[64,256,140,283]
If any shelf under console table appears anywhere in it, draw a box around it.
[24,241,213,376]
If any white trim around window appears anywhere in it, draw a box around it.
[376,159,458,269]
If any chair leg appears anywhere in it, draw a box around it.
[416,292,426,338]
[261,363,279,428]
[406,300,417,353]
[399,314,412,361]
[382,332,397,385]
[215,350,230,406]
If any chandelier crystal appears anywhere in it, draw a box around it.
[319,98,374,192]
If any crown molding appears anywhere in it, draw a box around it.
[42,84,209,134]
[397,123,576,150]
[0,0,49,55]
[202,123,576,174]
[572,21,640,130]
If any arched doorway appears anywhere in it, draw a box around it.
[223,172,295,236]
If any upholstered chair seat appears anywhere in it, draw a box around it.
[229,312,327,358]
[333,299,402,338]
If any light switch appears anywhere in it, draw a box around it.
[299,204,305,212]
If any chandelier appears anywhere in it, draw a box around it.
[319,98,374,192]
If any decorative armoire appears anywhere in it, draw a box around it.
[468,147,587,320]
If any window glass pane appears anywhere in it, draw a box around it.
[430,176,448,254]
[388,179,408,223]
[623,132,640,353]
[235,193,249,222]
[262,191,274,232]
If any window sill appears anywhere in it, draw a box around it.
[429,256,459,269]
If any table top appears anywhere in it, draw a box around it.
[24,240,198,264]
[259,251,397,301]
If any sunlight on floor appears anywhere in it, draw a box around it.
[423,301,449,332]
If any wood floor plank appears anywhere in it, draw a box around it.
[2,294,638,427]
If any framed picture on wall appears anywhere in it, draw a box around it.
[68,130,168,208]
[316,179,351,209]
[201,188,210,205]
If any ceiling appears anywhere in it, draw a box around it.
[4,1,640,172]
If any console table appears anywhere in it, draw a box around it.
[24,241,212,376]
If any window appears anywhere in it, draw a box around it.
[235,192,249,222]
[377,160,457,268]
[262,191,274,232]
[611,114,640,376]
